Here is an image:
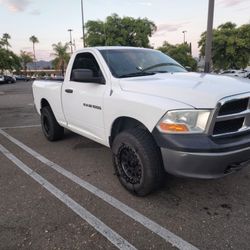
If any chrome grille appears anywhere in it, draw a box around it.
[211,93,250,137]
[218,98,249,116]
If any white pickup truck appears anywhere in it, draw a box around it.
[33,46,250,196]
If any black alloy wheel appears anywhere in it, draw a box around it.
[112,128,165,196]
[41,106,64,141]
[117,144,143,185]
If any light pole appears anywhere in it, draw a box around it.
[204,0,215,73]
[182,30,187,43]
[81,0,85,47]
[68,29,73,54]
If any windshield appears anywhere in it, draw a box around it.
[99,48,186,78]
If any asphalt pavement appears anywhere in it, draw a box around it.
[0,81,249,250]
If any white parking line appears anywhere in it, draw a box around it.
[0,125,40,129]
[0,129,199,250]
[0,143,136,250]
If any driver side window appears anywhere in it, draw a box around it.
[70,52,103,81]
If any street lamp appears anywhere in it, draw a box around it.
[81,0,85,47]
[204,0,215,73]
[68,29,73,54]
[182,30,187,43]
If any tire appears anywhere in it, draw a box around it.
[112,128,165,196]
[41,106,64,141]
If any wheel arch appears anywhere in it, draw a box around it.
[40,98,50,109]
[40,98,51,110]
[109,116,151,147]
[38,96,66,127]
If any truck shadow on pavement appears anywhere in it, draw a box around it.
[63,130,105,149]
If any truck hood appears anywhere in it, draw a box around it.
[119,72,250,108]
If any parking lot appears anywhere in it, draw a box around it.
[0,81,249,250]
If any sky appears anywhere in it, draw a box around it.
[0,0,249,61]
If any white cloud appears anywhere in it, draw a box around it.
[29,9,40,15]
[126,0,152,7]
[138,2,152,6]
[154,22,189,36]
[0,0,31,12]
[217,0,249,7]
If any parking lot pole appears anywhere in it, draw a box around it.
[182,30,187,44]
[81,0,85,47]
[68,29,73,54]
[204,0,215,73]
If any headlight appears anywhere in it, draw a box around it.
[157,110,211,134]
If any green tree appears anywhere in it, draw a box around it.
[198,22,250,70]
[19,51,33,74]
[85,13,156,47]
[0,34,20,73]
[0,48,21,73]
[2,33,11,50]
[158,42,197,71]
[51,42,70,76]
[29,35,39,61]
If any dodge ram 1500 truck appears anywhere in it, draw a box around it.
[33,46,250,196]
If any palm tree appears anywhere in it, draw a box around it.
[29,35,39,61]
[51,42,70,76]
[2,33,11,50]
[20,50,33,75]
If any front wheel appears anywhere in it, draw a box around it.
[41,106,64,141]
[112,128,165,196]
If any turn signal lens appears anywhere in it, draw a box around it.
[159,123,189,132]
[157,110,211,134]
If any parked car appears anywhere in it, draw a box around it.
[53,75,64,81]
[220,69,249,78]
[0,75,4,83]
[0,75,16,84]
[15,75,31,81]
[33,47,250,196]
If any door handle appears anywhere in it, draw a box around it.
[65,89,73,93]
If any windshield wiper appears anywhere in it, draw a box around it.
[118,72,156,78]
[150,70,169,73]
[142,63,184,72]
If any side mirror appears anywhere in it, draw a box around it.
[71,69,105,84]
[185,66,192,72]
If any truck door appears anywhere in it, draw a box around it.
[62,52,107,143]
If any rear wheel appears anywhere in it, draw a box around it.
[41,106,64,141]
[112,128,165,196]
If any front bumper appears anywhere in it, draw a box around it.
[161,147,250,178]
[152,129,250,178]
